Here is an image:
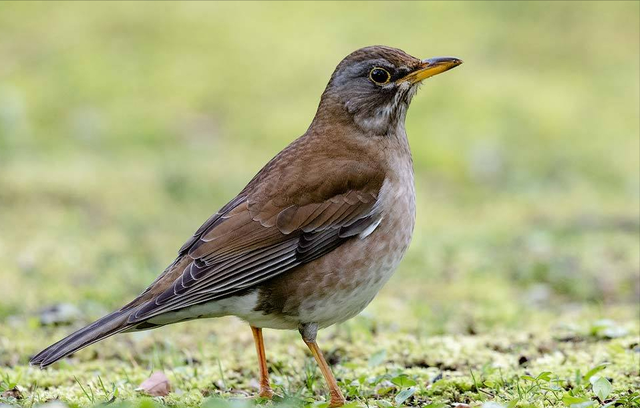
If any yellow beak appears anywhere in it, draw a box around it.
[398,57,463,84]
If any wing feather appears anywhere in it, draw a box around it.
[125,144,386,324]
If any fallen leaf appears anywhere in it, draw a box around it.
[2,386,23,399]
[137,371,171,396]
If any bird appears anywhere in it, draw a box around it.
[30,45,462,407]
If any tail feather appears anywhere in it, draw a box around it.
[30,309,133,368]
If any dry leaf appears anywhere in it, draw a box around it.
[2,386,23,399]
[137,371,171,396]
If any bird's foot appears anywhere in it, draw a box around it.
[327,389,346,407]
[328,398,346,407]
[258,386,275,399]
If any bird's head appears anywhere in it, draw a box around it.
[315,45,462,135]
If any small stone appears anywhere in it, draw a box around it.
[38,304,82,326]
[431,372,443,383]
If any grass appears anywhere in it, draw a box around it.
[0,2,638,408]
[1,317,638,407]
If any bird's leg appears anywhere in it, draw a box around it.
[299,323,346,408]
[250,326,274,399]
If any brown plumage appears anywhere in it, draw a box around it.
[30,45,462,406]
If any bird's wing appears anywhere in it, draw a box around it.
[125,155,385,323]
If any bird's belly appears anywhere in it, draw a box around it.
[294,174,416,328]
[248,176,416,330]
[296,252,404,328]
[223,240,409,330]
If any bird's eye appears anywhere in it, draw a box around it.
[369,67,391,85]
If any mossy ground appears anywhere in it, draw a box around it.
[1,308,639,407]
[0,2,638,408]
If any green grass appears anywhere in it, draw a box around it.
[0,2,638,407]
[1,317,639,408]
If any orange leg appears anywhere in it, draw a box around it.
[250,326,274,399]
[300,324,346,407]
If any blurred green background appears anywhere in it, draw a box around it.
[0,1,638,339]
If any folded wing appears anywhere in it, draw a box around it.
[127,180,384,323]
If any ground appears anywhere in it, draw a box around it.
[0,2,638,408]
[1,306,638,407]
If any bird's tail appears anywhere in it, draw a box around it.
[30,309,133,368]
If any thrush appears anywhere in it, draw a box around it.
[30,45,461,406]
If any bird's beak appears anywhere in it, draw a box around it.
[398,57,463,84]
